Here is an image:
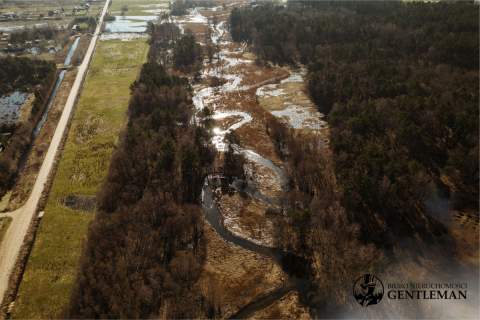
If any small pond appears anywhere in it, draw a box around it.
[104,15,157,33]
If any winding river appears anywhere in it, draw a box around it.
[186,7,310,318]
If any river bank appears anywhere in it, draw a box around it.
[176,3,330,317]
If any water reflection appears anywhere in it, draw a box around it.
[34,36,80,136]
[0,91,28,126]
[104,15,157,33]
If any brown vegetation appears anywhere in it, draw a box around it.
[0,57,56,200]
[6,70,78,211]
[68,55,215,317]
[266,116,383,316]
[231,0,478,248]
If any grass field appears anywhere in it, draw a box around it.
[12,39,148,319]
[109,0,169,16]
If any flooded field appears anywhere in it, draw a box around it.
[0,91,28,126]
[0,22,50,32]
[104,15,157,33]
[103,14,157,41]
[256,69,328,135]
[109,0,169,16]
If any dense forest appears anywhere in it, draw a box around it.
[266,116,382,315]
[148,22,182,65]
[9,26,60,44]
[231,0,479,246]
[170,0,216,16]
[148,22,203,75]
[68,26,215,318]
[0,57,55,96]
[0,57,56,199]
[173,33,203,73]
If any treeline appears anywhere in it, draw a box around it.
[148,22,182,66]
[231,1,478,245]
[231,1,477,69]
[0,57,56,199]
[266,117,382,316]
[0,57,55,96]
[9,26,59,44]
[68,38,215,318]
[148,23,202,75]
[69,16,97,33]
[173,33,202,74]
[170,0,216,16]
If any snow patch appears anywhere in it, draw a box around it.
[271,104,327,130]
[211,111,253,151]
[256,84,285,97]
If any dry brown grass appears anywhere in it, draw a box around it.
[187,5,311,315]
[7,70,78,211]
[218,193,275,246]
[199,224,284,318]
[450,210,479,267]
[249,291,311,320]
[71,35,92,66]
[183,22,209,38]
[216,90,281,164]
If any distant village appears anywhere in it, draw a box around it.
[0,0,98,22]
[0,0,101,55]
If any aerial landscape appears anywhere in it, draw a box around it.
[0,0,478,319]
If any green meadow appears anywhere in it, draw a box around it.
[12,39,148,319]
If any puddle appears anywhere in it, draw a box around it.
[62,194,96,212]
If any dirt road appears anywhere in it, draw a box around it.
[0,0,111,305]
